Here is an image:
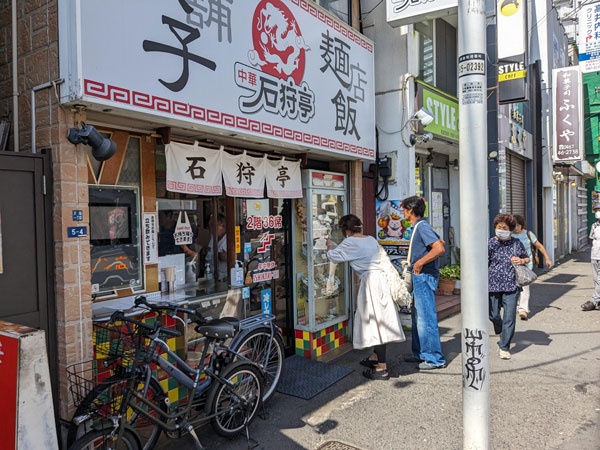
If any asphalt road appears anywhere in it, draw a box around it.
[158,250,600,450]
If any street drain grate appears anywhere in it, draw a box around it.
[316,441,362,450]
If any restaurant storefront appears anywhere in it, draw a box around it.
[54,0,375,413]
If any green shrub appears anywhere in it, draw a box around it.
[439,264,460,280]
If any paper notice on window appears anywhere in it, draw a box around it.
[142,212,158,265]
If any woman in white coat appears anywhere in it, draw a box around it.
[327,214,405,380]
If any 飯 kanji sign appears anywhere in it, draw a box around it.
[59,0,375,160]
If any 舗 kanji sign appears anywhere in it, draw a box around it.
[59,0,375,160]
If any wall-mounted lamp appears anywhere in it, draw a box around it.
[488,150,499,160]
[409,132,433,145]
[452,159,459,171]
[67,122,117,161]
[414,107,434,126]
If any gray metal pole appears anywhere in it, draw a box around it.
[457,0,490,448]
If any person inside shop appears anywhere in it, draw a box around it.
[511,214,553,320]
[158,210,183,256]
[206,213,228,283]
[326,214,405,381]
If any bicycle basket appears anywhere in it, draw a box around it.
[66,360,132,415]
[94,322,144,366]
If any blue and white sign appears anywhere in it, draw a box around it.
[67,226,87,238]
[578,2,600,73]
[244,242,252,254]
[242,286,250,300]
[72,210,83,221]
[261,288,272,314]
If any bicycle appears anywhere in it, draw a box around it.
[67,310,263,450]
[66,296,284,448]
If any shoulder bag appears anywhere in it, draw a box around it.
[400,221,422,294]
[512,241,537,287]
[377,246,411,308]
[527,230,540,266]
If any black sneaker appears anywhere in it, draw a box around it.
[363,368,390,380]
[581,301,596,311]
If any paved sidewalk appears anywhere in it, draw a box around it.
[158,251,600,450]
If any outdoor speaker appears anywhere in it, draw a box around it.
[67,122,117,162]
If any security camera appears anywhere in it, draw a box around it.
[67,122,117,162]
[421,132,433,143]
[414,108,434,127]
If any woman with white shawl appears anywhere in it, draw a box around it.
[327,214,405,380]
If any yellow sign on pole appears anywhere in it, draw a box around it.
[234,226,241,254]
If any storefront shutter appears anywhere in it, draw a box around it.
[507,152,526,218]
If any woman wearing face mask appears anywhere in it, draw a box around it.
[488,214,529,359]
[582,211,600,311]
[326,214,405,380]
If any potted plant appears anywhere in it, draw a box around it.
[438,264,460,295]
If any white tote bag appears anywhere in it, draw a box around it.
[173,211,193,246]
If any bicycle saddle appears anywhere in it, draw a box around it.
[195,317,240,339]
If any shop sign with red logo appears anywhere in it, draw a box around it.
[64,0,375,159]
[257,231,275,253]
[253,269,280,283]
[0,333,19,450]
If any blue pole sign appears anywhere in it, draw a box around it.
[242,286,250,300]
[67,226,87,238]
[261,288,271,314]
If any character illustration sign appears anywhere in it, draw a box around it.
[60,0,375,159]
[376,200,411,259]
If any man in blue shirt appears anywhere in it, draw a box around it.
[402,196,447,370]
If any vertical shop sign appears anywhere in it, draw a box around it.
[234,226,241,254]
[166,142,222,195]
[552,66,583,162]
[261,288,272,314]
[578,2,600,73]
[0,332,19,449]
[496,0,528,104]
[376,200,411,258]
[265,158,302,198]
[143,212,158,265]
[222,151,266,198]
[431,192,444,237]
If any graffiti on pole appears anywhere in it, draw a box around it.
[463,328,486,390]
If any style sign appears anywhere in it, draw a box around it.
[416,81,459,143]
[552,66,583,162]
[59,0,375,160]
[387,0,457,27]
[142,212,158,265]
[578,2,600,73]
[166,142,222,195]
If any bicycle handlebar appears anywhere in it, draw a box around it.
[134,296,205,324]
[109,310,182,338]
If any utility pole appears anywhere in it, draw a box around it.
[457,0,490,448]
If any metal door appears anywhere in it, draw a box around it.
[0,152,54,335]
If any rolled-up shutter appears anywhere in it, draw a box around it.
[507,152,526,218]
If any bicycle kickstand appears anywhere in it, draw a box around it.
[244,423,259,450]
[186,424,206,450]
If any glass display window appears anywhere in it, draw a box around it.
[89,185,143,295]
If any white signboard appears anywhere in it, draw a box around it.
[387,0,457,27]
[222,151,266,198]
[497,0,526,59]
[578,2,600,73]
[142,213,158,265]
[265,158,302,198]
[59,0,375,160]
[552,66,584,162]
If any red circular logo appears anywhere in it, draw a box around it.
[249,0,308,85]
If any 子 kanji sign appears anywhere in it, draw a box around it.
[59,0,375,160]
[552,66,583,162]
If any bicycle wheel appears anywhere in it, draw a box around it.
[67,376,166,450]
[207,361,263,437]
[232,328,284,401]
[69,428,140,450]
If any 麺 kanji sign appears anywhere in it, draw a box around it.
[552,66,583,162]
[59,0,375,160]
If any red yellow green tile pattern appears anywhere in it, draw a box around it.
[294,321,348,359]
[93,311,188,408]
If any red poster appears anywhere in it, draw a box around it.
[0,333,19,450]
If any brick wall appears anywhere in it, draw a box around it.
[0,0,93,419]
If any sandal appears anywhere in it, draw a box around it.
[359,358,378,368]
[363,368,390,380]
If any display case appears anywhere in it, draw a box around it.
[293,170,349,336]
